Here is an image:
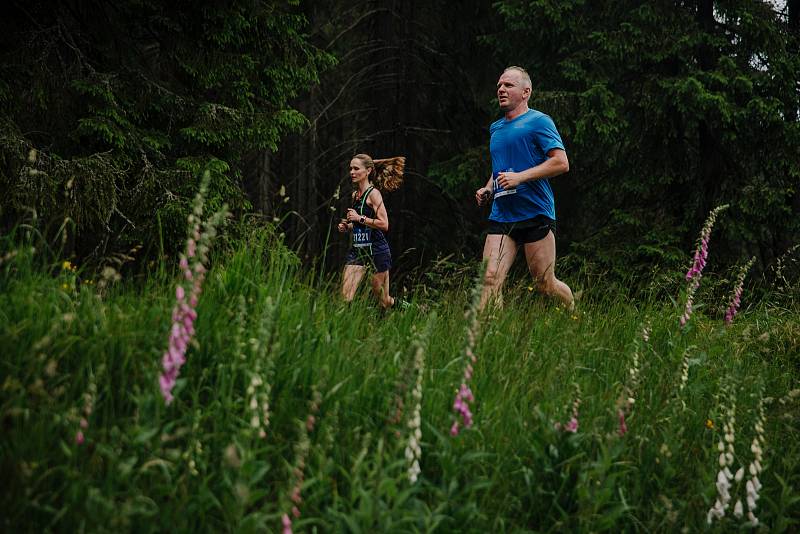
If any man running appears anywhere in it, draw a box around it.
[475,66,574,310]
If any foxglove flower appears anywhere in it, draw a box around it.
[564,417,578,433]
[743,387,767,527]
[159,172,228,404]
[75,374,96,446]
[451,383,475,436]
[618,409,628,436]
[451,270,482,436]
[724,257,755,325]
[708,382,737,524]
[616,322,648,435]
[404,325,429,483]
[248,298,277,438]
[678,346,695,393]
[681,205,728,327]
[555,383,581,434]
[281,389,321,530]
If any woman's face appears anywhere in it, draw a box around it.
[349,158,370,183]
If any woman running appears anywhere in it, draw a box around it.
[336,153,405,309]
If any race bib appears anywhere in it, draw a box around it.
[352,186,374,250]
[353,225,372,249]
[493,168,518,198]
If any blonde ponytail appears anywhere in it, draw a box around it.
[373,156,406,192]
[353,154,406,192]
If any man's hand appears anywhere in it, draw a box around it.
[476,187,492,206]
[337,220,349,233]
[497,171,521,190]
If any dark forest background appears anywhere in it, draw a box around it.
[2,0,799,295]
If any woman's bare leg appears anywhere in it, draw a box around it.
[370,270,394,308]
[342,264,366,302]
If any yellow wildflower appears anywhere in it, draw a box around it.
[706,419,714,429]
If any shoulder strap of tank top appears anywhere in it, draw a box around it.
[358,186,374,215]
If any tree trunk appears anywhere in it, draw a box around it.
[305,90,320,259]
[259,151,271,215]
[788,0,799,123]
[696,0,722,222]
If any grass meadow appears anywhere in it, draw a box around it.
[2,219,799,532]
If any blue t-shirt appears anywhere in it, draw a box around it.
[489,109,565,222]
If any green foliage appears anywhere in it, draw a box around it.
[487,0,800,285]
[1,227,799,531]
[0,0,333,264]
[563,208,688,299]
[428,148,491,194]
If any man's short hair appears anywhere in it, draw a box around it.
[503,66,532,89]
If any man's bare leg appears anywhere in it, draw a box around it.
[523,231,574,310]
[479,233,518,311]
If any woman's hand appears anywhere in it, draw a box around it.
[337,220,349,233]
[345,208,360,223]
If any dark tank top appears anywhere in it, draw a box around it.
[351,186,389,255]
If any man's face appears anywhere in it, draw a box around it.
[496,70,530,112]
